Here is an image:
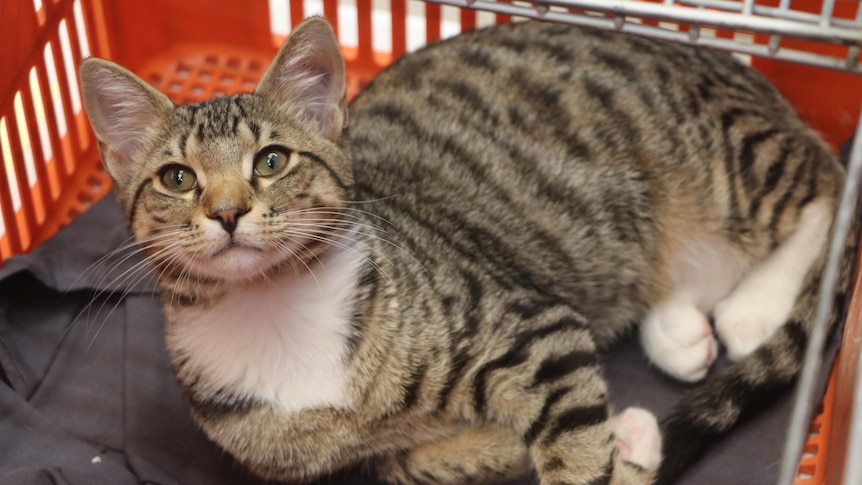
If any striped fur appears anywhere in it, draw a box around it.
[80,17,848,485]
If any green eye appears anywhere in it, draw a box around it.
[159,164,198,192]
[254,147,291,177]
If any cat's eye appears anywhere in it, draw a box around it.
[254,147,291,177]
[159,164,198,193]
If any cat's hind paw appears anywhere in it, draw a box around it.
[612,407,661,470]
[641,301,718,382]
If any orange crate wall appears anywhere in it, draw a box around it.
[0,0,112,260]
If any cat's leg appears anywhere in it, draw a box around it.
[714,200,832,360]
[377,425,530,484]
[519,387,660,485]
[640,299,718,381]
[476,310,660,485]
[377,410,660,485]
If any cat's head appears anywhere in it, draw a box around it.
[80,18,354,283]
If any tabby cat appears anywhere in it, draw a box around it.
[79,17,848,485]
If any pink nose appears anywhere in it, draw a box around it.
[208,207,248,234]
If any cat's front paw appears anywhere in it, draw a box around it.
[612,407,661,470]
[713,283,792,361]
[641,302,717,382]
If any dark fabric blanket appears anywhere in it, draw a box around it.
[0,195,839,485]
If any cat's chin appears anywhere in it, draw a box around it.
[196,245,280,283]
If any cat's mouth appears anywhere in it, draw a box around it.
[211,240,265,258]
[200,240,273,281]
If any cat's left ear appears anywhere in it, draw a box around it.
[256,17,347,140]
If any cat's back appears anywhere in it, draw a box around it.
[346,20,818,217]
[345,20,840,330]
[348,19,799,163]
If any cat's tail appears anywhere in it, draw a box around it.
[654,214,859,485]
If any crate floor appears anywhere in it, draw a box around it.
[0,196,838,485]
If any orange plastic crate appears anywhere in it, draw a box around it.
[0,0,859,483]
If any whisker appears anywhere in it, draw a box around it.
[284,220,429,278]
[267,208,425,273]
[78,230,192,344]
[285,217,395,240]
[273,204,397,230]
[278,227,392,283]
[89,231,188,292]
[83,238,190,348]
[274,207,390,230]
[70,229,183,296]
[274,240,324,293]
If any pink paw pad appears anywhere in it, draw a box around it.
[611,407,662,470]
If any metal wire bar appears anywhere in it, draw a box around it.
[767,0,792,55]
[535,0,862,43]
[427,0,862,72]
[848,45,861,70]
[777,112,862,485]
[837,118,862,485]
[675,0,861,30]
[821,0,837,27]
[844,298,862,484]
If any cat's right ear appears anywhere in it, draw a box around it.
[80,58,173,183]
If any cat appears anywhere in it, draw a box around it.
[79,16,849,485]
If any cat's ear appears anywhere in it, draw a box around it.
[256,17,347,140]
[80,58,173,182]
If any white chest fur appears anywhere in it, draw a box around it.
[167,242,366,414]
